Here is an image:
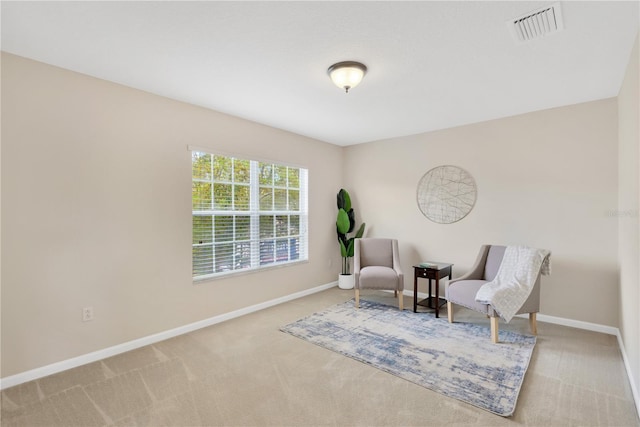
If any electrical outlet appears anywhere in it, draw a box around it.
[82,306,94,322]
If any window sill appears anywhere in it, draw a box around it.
[193,259,309,284]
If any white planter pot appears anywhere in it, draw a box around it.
[338,274,355,290]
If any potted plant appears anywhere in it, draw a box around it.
[336,188,365,289]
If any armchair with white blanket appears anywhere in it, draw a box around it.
[446,245,551,343]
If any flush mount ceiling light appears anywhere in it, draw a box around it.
[327,61,367,93]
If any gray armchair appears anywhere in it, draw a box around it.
[446,245,542,343]
[354,238,404,310]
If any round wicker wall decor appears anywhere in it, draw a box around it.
[416,165,477,224]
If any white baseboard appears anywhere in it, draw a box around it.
[532,312,619,335]
[0,281,338,390]
[616,330,640,420]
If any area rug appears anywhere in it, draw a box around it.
[280,299,536,417]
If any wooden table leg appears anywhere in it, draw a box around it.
[413,271,418,312]
[435,277,440,318]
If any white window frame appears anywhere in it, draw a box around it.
[190,146,308,282]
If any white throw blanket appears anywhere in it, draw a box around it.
[475,246,551,322]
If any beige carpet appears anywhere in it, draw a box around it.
[1,287,639,426]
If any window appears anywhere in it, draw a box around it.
[191,150,308,280]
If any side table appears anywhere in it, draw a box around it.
[413,263,453,318]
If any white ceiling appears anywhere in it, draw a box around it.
[2,1,638,146]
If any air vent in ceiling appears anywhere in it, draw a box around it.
[508,3,564,43]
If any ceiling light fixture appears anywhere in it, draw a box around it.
[327,61,367,93]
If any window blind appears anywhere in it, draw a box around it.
[191,150,308,280]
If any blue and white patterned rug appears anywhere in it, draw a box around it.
[280,299,536,417]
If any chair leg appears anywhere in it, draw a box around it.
[398,290,403,310]
[491,317,499,343]
[355,289,360,308]
[529,312,538,335]
[447,302,454,323]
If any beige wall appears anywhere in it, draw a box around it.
[344,99,619,326]
[1,45,635,387]
[618,32,640,403]
[0,52,3,379]
[1,53,343,377]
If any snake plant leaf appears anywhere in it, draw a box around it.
[355,222,366,238]
[339,239,348,258]
[346,239,355,258]
[346,209,356,233]
[336,208,350,234]
[337,188,351,212]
